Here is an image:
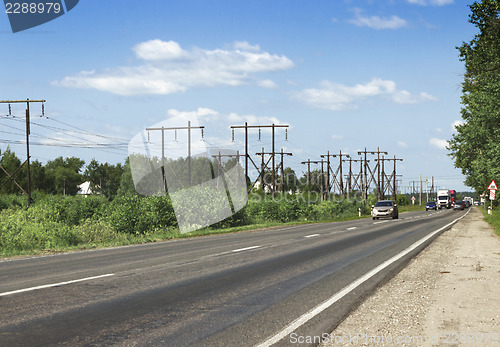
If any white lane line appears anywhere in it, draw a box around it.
[256,208,470,347]
[0,274,115,297]
[347,227,357,231]
[232,245,261,253]
[304,234,320,238]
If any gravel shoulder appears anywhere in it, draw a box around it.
[321,207,500,346]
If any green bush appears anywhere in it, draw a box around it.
[245,194,365,223]
[105,196,177,234]
[0,195,27,211]
[73,219,124,245]
[0,191,368,256]
[28,195,108,226]
[0,208,79,254]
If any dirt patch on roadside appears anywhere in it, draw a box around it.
[321,208,500,346]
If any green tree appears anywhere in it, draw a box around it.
[31,159,52,193]
[0,147,25,194]
[45,156,85,195]
[84,159,124,199]
[449,0,500,193]
[281,167,298,193]
[299,169,325,193]
[117,157,138,197]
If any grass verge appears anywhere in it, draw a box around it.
[1,212,371,259]
[481,205,500,237]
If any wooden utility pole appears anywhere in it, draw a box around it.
[0,99,46,205]
[342,157,362,199]
[256,148,292,194]
[357,147,388,201]
[301,159,313,185]
[375,155,403,201]
[210,151,241,213]
[146,121,204,191]
[301,159,326,200]
[279,148,293,194]
[231,123,289,195]
[321,151,350,196]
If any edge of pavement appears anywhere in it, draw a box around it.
[320,207,500,346]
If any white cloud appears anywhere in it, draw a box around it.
[295,78,436,111]
[392,90,438,104]
[407,0,453,5]
[227,112,281,125]
[452,120,464,131]
[397,141,408,148]
[54,40,294,95]
[348,8,407,30]
[429,138,449,149]
[233,41,260,52]
[166,107,220,122]
[332,134,344,140]
[133,40,186,60]
[257,79,279,89]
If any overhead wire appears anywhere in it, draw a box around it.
[0,112,129,156]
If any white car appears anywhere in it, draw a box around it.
[371,200,399,220]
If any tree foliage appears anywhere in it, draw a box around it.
[449,0,500,193]
[0,147,25,194]
[45,156,85,195]
[84,159,123,199]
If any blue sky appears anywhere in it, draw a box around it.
[1,0,477,192]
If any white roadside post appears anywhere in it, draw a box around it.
[487,180,497,217]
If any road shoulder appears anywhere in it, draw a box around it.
[321,207,500,346]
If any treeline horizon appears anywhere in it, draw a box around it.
[0,147,332,200]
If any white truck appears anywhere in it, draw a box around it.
[437,189,451,209]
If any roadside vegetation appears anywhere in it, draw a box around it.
[0,188,430,257]
[0,145,427,257]
[447,0,500,236]
[0,192,373,257]
[480,205,500,237]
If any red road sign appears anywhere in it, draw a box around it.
[488,180,498,191]
[490,190,496,200]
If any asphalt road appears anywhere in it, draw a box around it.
[0,208,468,346]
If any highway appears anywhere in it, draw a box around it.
[0,208,469,346]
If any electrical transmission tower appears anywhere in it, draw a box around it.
[0,98,46,205]
[256,147,292,195]
[231,123,289,194]
[375,155,403,200]
[357,147,388,201]
[146,121,204,192]
[321,151,350,196]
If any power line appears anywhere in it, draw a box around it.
[0,98,46,205]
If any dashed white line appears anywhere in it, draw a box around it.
[232,245,262,253]
[256,208,471,347]
[304,234,320,238]
[347,227,357,231]
[0,274,115,297]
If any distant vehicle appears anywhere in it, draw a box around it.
[450,190,456,205]
[437,189,452,209]
[453,201,465,210]
[425,201,437,211]
[371,200,399,220]
[464,197,474,206]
